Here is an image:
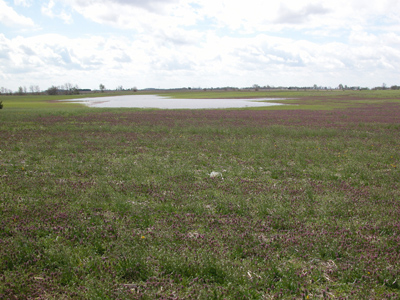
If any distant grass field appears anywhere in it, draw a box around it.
[0,90,400,299]
[2,89,400,111]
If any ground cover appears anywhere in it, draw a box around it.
[159,89,400,111]
[2,89,400,111]
[0,91,400,299]
[0,92,139,110]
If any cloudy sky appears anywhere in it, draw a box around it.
[1,0,400,91]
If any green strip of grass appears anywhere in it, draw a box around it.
[1,90,400,112]
[158,89,400,99]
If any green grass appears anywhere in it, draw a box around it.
[159,89,400,99]
[3,89,400,111]
[0,90,400,299]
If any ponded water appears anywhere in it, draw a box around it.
[66,95,285,109]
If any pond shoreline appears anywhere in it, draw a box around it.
[60,94,287,109]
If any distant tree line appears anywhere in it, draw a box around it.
[96,84,137,93]
[46,83,80,95]
[372,83,400,90]
[2,82,400,96]
[1,85,41,95]
[173,84,400,91]
[0,87,13,95]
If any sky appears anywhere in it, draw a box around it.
[1,0,400,91]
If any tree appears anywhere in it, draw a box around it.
[29,85,40,94]
[60,83,80,95]
[99,84,105,93]
[64,82,73,94]
[17,86,24,95]
[72,86,80,95]
[47,86,59,95]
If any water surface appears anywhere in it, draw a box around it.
[66,95,285,109]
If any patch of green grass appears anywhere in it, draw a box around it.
[2,89,400,111]
[0,91,152,110]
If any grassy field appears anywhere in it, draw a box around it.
[1,90,400,299]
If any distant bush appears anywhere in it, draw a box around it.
[69,87,80,95]
[47,86,59,95]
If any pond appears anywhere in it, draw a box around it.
[65,95,286,109]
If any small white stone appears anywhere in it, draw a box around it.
[209,171,223,179]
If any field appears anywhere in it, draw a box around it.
[1,90,400,299]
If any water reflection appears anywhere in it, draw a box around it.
[66,95,285,109]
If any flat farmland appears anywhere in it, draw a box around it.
[1,91,400,299]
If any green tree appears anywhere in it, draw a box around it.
[47,86,59,95]
[17,86,24,95]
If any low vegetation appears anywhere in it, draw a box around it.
[0,91,399,299]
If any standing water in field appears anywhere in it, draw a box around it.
[64,95,286,109]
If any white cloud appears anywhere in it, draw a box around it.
[1,0,400,90]
[0,0,35,27]
[42,0,73,24]
[274,3,331,24]
[54,0,400,41]
[66,0,198,32]
[2,26,400,90]
[14,0,32,7]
